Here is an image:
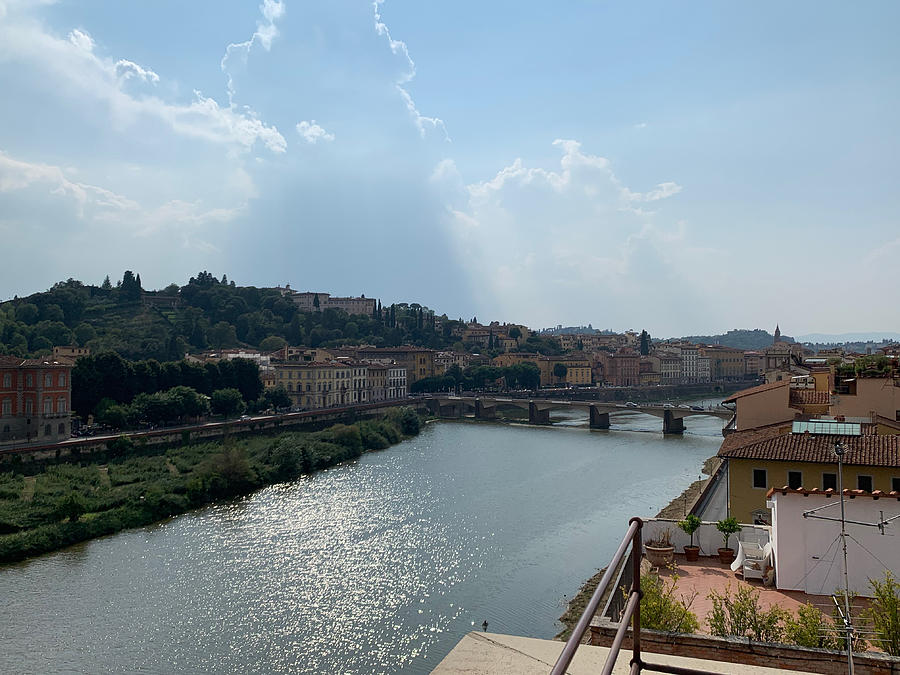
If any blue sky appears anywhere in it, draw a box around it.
[1,0,898,336]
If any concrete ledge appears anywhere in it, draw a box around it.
[432,631,812,674]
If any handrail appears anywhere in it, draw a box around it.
[550,517,642,675]
[551,516,718,675]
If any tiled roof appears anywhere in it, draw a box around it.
[789,389,830,405]
[723,380,789,403]
[0,355,73,368]
[766,486,900,500]
[719,429,900,467]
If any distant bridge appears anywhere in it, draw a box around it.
[424,395,734,434]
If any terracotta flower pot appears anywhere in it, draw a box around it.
[683,545,700,562]
[645,545,675,567]
[718,547,735,565]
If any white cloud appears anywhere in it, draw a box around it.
[434,140,712,329]
[221,0,286,103]
[373,0,449,141]
[296,120,334,144]
[0,150,244,249]
[67,28,94,52]
[114,59,159,84]
[0,5,285,154]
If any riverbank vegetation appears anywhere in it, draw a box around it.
[0,408,421,564]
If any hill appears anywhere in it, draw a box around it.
[0,272,561,361]
[676,328,790,350]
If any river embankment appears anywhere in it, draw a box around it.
[0,408,423,564]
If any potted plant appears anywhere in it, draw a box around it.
[716,517,742,565]
[677,514,702,562]
[644,527,675,567]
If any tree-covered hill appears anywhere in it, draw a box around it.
[675,328,792,350]
[0,272,483,361]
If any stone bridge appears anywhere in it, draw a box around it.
[424,395,733,434]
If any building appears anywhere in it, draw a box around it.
[357,346,435,386]
[289,292,376,316]
[536,356,592,387]
[387,365,407,400]
[701,346,745,381]
[678,344,700,383]
[1,356,73,445]
[655,351,681,384]
[52,345,90,360]
[600,348,639,387]
[769,487,900,597]
[718,421,900,523]
[638,357,661,387]
[743,351,764,378]
[367,363,387,402]
[272,361,354,409]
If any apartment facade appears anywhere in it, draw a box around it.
[0,356,73,445]
[289,292,376,316]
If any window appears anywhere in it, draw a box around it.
[44,399,52,414]
[1,399,9,415]
[752,468,767,489]
[58,373,66,387]
[788,471,803,490]
[26,374,32,387]
[2,374,10,387]
[25,399,32,415]
[58,423,65,435]
[892,477,900,493]
[44,424,51,436]
[2,425,8,433]
[45,374,52,387]
[857,475,874,492]
[56,398,65,413]
[823,472,838,491]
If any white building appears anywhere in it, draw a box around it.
[769,487,900,597]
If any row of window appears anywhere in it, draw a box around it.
[1,397,67,416]
[752,468,900,493]
[2,373,67,388]
[1,423,66,436]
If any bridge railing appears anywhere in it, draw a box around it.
[549,517,715,675]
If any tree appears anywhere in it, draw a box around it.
[867,571,900,656]
[639,330,651,356]
[15,303,39,325]
[263,387,291,410]
[101,275,112,290]
[313,293,320,310]
[508,326,522,340]
[210,388,245,417]
[259,335,287,352]
[552,363,568,383]
[56,493,86,523]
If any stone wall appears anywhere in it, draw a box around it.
[590,619,900,674]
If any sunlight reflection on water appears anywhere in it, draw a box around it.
[0,412,722,674]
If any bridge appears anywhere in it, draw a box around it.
[424,395,734,434]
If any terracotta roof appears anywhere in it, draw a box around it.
[0,356,73,368]
[766,486,900,500]
[719,429,900,467]
[789,389,830,405]
[723,380,789,403]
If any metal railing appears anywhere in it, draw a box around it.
[550,517,716,675]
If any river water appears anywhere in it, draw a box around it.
[0,408,723,674]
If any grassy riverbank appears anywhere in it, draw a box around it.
[0,408,422,565]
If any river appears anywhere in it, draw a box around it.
[0,408,724,674]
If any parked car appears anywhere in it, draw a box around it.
[625,401,639,407]
[691,405,704,411]
[678,404,691,409]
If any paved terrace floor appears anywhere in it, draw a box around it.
[431,632,810,674]
[657,554,851,632]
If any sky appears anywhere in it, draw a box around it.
[1,1,898,337]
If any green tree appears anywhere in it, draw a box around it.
[263,387,291,410]
[259,335,287,352]
[15,303,39,325]
[55,493,86,523]
[637,573,700,634]
[101,275,112,290]
[639,330,651,356]
[552,363,568,383]
[210,388,245,417]
[313,293,320,309]
[508,326,522,340]
[867,571,900,655]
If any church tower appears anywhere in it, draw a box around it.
[774,324,781,343]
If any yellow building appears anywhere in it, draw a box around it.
[536,356,592,387]
[718,423,900,523]
[357,346,435,386]
[272,361,359,409]
[700,345,746,381]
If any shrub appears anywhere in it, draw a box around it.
[715,517,741,550]
[783,603,839,650]
[635,572,699,633]
[55,493,86,523]
[867,571,900,656]
[707,584,787,643]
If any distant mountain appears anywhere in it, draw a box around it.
[796,332,900,344]
[676,329,788,350]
